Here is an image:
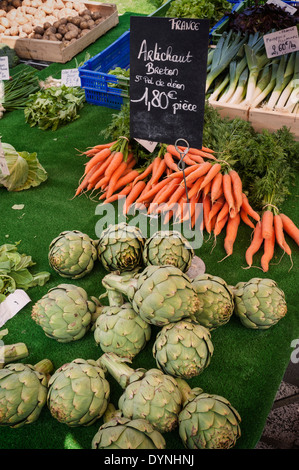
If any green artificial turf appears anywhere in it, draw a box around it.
[0,12,299,451]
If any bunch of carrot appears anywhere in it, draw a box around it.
[245,209,299,272]
[74,137,298,272]
[74,137,139,200]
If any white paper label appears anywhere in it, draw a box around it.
[61,68,81,87]
[0,57,9,80]
[0,140,10,176]
[0,290,31,328]
[263,26,299,58]
[134,138,158,152]
[267,0,297,15]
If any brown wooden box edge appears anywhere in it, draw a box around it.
[0,2,119,63]
[209,99,299,141]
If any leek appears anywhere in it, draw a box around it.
[264,53,294,110]
[275,51,299,111]
[228,67,249,104]
[205,31,246,92]
[251,62,279,108]
[243,44,269,104]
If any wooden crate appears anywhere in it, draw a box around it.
[0,2,119,63]
[209,99,299,141]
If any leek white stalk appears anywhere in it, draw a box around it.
[243,44,269,104]
[251,63,278,108]
[265,53,295,110]
[227,67,249,104]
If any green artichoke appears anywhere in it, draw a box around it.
[232,277,287,329]
[0,359,53,428]
[100,352,182,433]
[0,342,29,369]
[91,404,166,449]
[47,358,110,427]
[153,319,214,379]
[97,223,145,272]
[48,230,98,279]
[94,302,151,359]
[102,265,200,327]
[32,284,103,343]
[177,379,241,449]
[192,274,234,330]
[143,230,194,272]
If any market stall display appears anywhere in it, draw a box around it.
[0,3,298,452]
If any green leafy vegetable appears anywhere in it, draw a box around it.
[0,142,47,192]
[24,85,86,131]
[0,242,50,302]
[166,0,232,26]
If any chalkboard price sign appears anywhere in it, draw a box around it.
[130,16,210,149]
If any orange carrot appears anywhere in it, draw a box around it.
[185,162,212,184]
[240,208,255,229]
[273,214,292,255]
[152,179,180,207]
[87,153,115,185]
[214,214,228,237]
[241,194,260,221]
[216,201,229,224]
[199,163,222,192]
[104,151,124,179]
[187,176,205,199]
[229,169,243,212]
[74,163,102,196]
[123,181,147,214]
[132,162,154,186]
[261,210,274,239]
[203,194,212,234]
[164,152,178,172]
[167,164,201,179]
[245,221,263,267]
[105,161,128,199]
[223,213,240,256]
[163,181,187,211]
[113,170,140,192]
[85,148,112,174]
[136,178,170,203]
[186,147,217,160]
[210,172,223,204]
[102,183,133,204]
[261,228,276,272]
[222,173,235,214]
[151,158,167,185]
[280,213,299,246]
[203,180,212,198]
[208,197,225,223]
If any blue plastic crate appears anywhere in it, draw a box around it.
[78,30,130,110]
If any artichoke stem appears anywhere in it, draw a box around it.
[102,274,138,301]
[34,358,54,377]
[100,352,135,389]
[0,343,29,368]
[107,289,125,307]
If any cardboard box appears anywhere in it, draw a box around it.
[0,2,119,63]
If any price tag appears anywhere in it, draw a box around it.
[0,57,9,80]
[263,26,299,58]
[134,138,158,152]
[267,0,297,15]
[61,68,81,87]
[0,290,31,328]
[0,139,10,176]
